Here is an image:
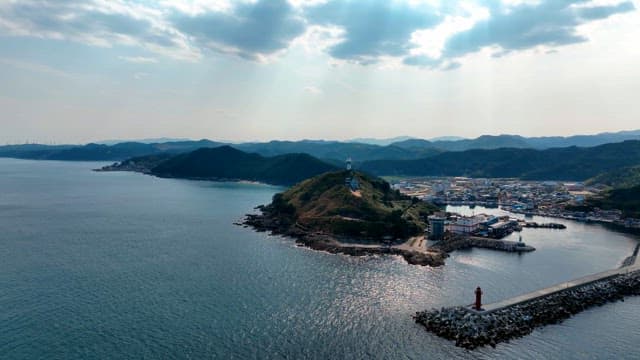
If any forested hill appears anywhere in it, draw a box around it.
[586,165,640,188]
[360,140,640,181]
[262,170,438,240]
[581,166,640,218]
[148,146,339,186]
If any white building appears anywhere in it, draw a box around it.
[447,215,484,234]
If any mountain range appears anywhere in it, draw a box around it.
[3,129,640,163]
[360,140,640,181]
[0,140,225,161]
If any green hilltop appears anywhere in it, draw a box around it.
[265,170,439,241]
[586,165,640,189]
[579,185,640,219]
[571,166,640,219]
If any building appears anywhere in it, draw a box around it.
[447,215,484,235]
[488,220,518,238]
[428,214,446,240]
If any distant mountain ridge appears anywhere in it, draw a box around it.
[232,140,440,162]
[391,130,640,152]
[3,129,640,163]
[94,139,640,184]
[0,140,225,161]
[360,140,640,181]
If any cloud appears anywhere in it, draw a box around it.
[403,55,442,68]
[442,0,636,59]
[576,1,635,20]
[171,0,306,60]
[133,72,150,79]
[0,0,636,69]
[303,85,323,95]
[119,56,158,63]
[0,0,199,60]
[0,57,74,78]
[402,55,462,71]
[304,0,442,64]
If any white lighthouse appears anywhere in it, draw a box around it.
[346,157,352,171]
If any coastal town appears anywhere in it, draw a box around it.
[391,177,640,230]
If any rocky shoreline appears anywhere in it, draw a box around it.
[242,211,448,267]
[414,269,640,349]
[242,209,539,267]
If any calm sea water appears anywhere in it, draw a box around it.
[1,159,639,359]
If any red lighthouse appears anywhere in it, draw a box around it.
[475,286,483,310]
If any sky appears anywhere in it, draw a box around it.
[0,0,639,144]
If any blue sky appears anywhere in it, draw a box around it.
[0,0,638,144]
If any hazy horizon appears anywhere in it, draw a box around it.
[1,0,639,144]
[4,127,640,147]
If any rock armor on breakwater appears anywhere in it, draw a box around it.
[414,270,640,350]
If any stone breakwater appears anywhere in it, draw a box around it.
[523,222,566,229]
[431,236,535,253]
[414,270,640,350]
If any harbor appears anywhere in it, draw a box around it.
[392,177,640,230]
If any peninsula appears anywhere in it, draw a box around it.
[243,169,536,266]
[243,169,447,266]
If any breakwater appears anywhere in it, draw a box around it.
[431,236,535,253]
[523,222,566,229]
[415,262,640,349]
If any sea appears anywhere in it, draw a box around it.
[1,158,639,359]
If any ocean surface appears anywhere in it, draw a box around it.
[1,158,639,359]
